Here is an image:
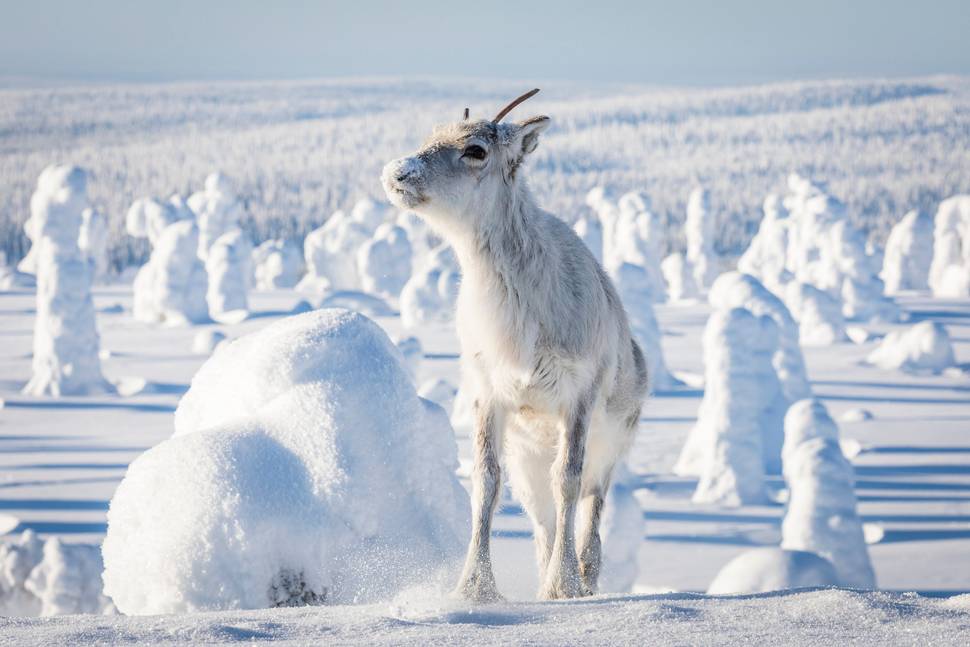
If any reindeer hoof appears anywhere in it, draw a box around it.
[538,571,591,600]
[455,570,504,603]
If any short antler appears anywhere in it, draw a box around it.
[493,88,540,123]
[463,107,470,120]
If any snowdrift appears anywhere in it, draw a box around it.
[102,309,470,614]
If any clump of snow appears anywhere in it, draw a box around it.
[660,252,700,302]
[781,399,876,589]
[573,213,603,264]
[23,165,112,396]
[585,186,621,268]
[840,408,874,423]
[418,378,457,416]
[357,223,412,302]
[707,548,839,595]
[192,329,227,355]
[78,208,108,282]
[737,194,793,293]
[610,262,679,389]
[783,281,847,346]
[349,197,392,233]
[251,239,304,290]
[187,172,243,261]
[395,210,438,272]
[865,321,955,373]
[126,196,193,247]
[319,291,395,317]
[685,187,719,290]
[598,463,643,593]
[395,335,423,382]
[297,211,371,294]
[399,246,460,329]
[881,209,933,294]
[205,229,252,323]
[928,195,970,297]
[102,309,469,614]
[0,531,114,616]
[132,220,210,325]
[678,307,781,505]
[449,384,475,438]
[0,251,35,290]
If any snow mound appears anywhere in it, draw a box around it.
[205,229,252,323]
[188,172,243,261]
[251,239,304,290]
[192,329,227,355]
[781,399,876,589]
[319,290,395,317]
[707,548,839,595]
[881,209,933,294]
[102,309,470,614]
[737,194,793,294]
[0,531,114,616]
[598,464,643,593]
[395,335,423,382]
[297,211,370,293]
[418,378,457,415]
[840,408,874,423]
[865,321,955,373]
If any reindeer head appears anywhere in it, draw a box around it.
[382,90,549,233]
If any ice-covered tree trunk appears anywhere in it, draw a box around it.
[23,165,111,396]
[737,194,792,294]
[781,399,875,589]
[680,307,781,506]
[881,209,933,294]
[585,186,621,269]
[784,281,847,346]
[206,229,252,323]
[611,191,666,301]
[686,187,719,289]
[78,208,108,283]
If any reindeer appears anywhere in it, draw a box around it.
[382,90,648,601]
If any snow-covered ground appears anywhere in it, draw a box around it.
[1,286,968,599]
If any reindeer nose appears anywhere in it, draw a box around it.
[396,169,414,183]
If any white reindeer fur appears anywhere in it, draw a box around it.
[382,111,648,601]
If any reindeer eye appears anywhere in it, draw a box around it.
[461,144,487,160]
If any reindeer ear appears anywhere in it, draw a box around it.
[512,115,550,157]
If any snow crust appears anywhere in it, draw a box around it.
[23,165,111,396]
[102,309,469,614]
[865,321,956,372]
[781,399,876,589]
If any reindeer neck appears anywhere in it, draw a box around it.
[451,183,539,280]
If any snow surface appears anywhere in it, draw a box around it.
[706,548,839,595]
[102,309,469,614]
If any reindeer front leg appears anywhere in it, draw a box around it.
[539,395,593,600]
[456,400,505,602]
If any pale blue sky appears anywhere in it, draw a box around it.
[1,0,967,85]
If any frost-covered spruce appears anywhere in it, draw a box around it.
[585,185,621,268]
[0,250,35,290]
[78,208,108,282]
[610,191,666,301]
[661,252,700,302]
[573,212,604,264]
[0,530,114,616]
[399,245,460,329]
[187,172,243,261]
[881,209,933,294]
[102,309,469,614]
[126,196,192,247]
[866,321,955,373]
[297,210,370,293]
[684,307,780,506]
[251,239,304,290]
[686,187,719,290]
[357,223,413,301]
[350,197,393,233]
[783,281,847,346]
[205,229,252,323]
[396,210,437,270]
[597,463,643,593]
[132,220,209,325]
[737,194,793,294]
[928,195,970,297]
[23,165,111,396]
[610,262,678,389]
[781,399,876,589]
